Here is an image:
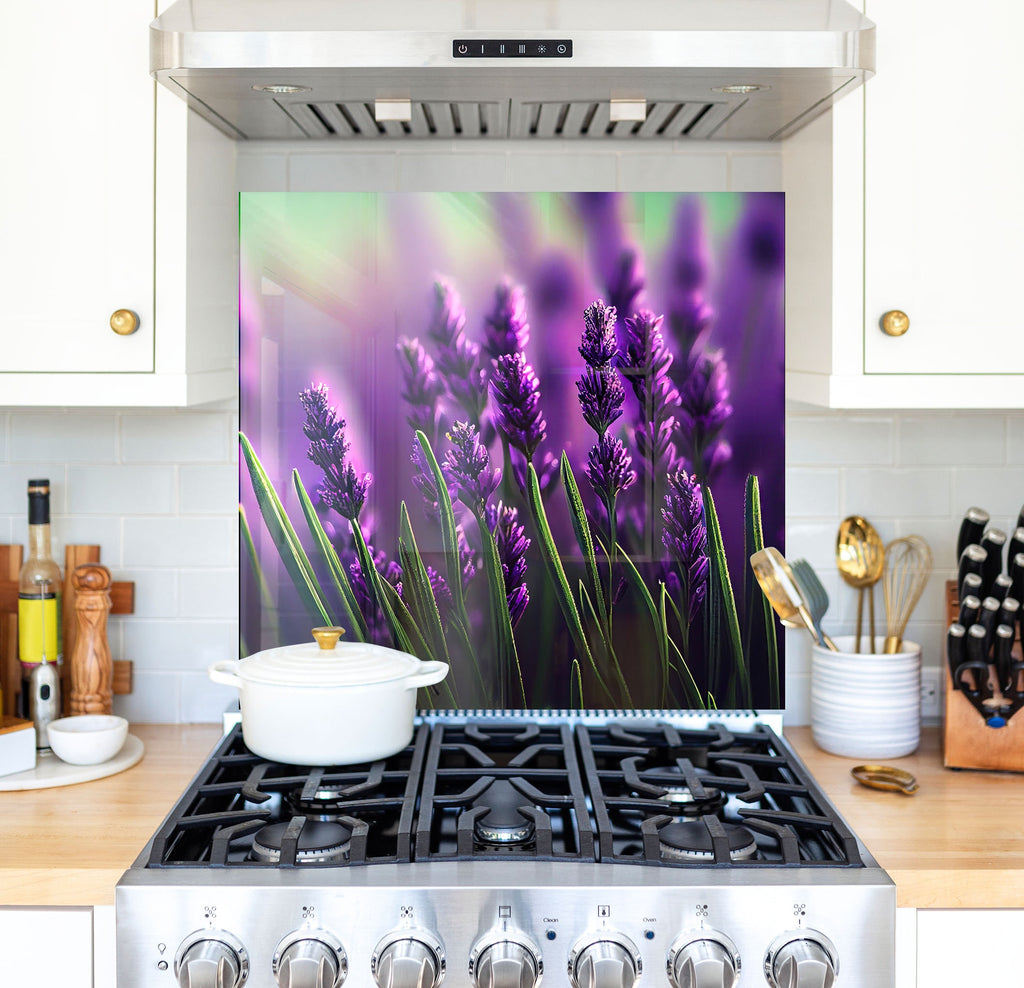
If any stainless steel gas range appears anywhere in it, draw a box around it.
[116,712,894,988]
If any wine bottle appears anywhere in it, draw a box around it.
[18,479,62,726]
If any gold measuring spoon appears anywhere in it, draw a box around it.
[851,764,919,795]
[750,547,839,651]
[836,516,886,653]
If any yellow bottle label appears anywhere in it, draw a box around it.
[18,595,61,666]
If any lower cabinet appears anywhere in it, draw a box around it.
[916,909,1021,986]
[0,906,94,987]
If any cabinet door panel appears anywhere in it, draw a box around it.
[863,0,1024,375]
[0,907,93,987]
[0,0,153,373]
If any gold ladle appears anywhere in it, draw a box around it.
[836,516,886,653]
[750,547,839,651]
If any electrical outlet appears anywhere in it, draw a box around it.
[920,667,942,720]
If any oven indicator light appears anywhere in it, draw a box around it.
[546,930,557,941]
[644,930,655,941]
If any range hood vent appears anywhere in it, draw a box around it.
[152,0,875,142]
[278,99,736,141]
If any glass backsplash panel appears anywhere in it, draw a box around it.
[239,191,785,710]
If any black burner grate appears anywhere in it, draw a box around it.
[143,719,862,870]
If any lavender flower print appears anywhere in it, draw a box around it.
[442,422,501,517]
[483,279,530,360]
[676,348,733,481]
[299,384,371,521]
[489,351,547,461]
[661,469,710,624]
[586,433,636,504]
[427,278,488,423]
[486,502,531,629]
[397,336,445,441]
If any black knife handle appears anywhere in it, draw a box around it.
[980,529,1007,591]
[958,545,988,599]
[964,624,993,698]
[946,623,967,688]
[1008,527,1024,570]
[958,594,982,628]
[957,506,990,561]
[960,572,984,603]
[994,624,1016,694]
[990,573,1014,603]
[1016,504,1024,535]
[978,596,1002,647]
[1011,553,1024,604]
[998,595,1020,631]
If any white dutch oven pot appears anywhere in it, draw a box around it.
[209,627,449,765]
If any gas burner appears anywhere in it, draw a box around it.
[658,821,757,863]
[656,785,727,818]
[250,820,352,864]
[286,785,353,820]
[472,780,536,845]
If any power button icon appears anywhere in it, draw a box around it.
[458,44,468,54]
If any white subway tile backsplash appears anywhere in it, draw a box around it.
[51,516,123,566]
[0,465,66,514]
[237,151,288,191]
[124,569,180,619]
[728,153,783,190]
[179,569,239,619]
[121,413,229,463]
[899,413,1006,466]
[10,412,117,463]
[950,467,1024,527]
[124,517,234,567]
[508,153,617,191]
[1008,416,1024,464]
[786,415,892,466]
[124,619,237,671]
[181,464,239,515]
[69,465,176,515]
[113,670,182,724]
[397,154,509,191]
[785,467,839,517]
[843,467,951,518]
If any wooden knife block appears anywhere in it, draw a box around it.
[0,545,134,718]
[943,580,1024,772]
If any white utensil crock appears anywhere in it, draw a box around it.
[209,630,448,765]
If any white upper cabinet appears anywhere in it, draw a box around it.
[784,0,1024,408]
[0,0,237,407]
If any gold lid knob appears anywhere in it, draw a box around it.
[880,310,910,337]
[110,309,140,336]
[311,626,345,650]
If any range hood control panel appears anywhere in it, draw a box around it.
[452,39,573,58]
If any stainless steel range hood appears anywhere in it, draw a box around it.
[151,0,874,142]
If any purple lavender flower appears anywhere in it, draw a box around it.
[299,384,372,521]
[606,247,645,326]
[442,422,501,517]
[410,435,446,520]
[427,565,453,624]
[661,470,709,623]
[676,349,733,480]
[664,197,715,367]
[427,278,488,422]
[620,310,680,473]
[396,337,445,440]
[489,352,547,461]
[349,543,403,636]
[586,433,636,503]
[579,300,619,366]
[576,366,626,436]
[486,502,531,628]
[483,279,530,360]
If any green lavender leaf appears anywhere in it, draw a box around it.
[524,463,599,693]
[398,501,451,668]
[576,580,619,705]
[743,474,780,707]
[238,431,333,627]
[292,469,367,641]
[571,658,584,709]
[703,485,749,707]
[238,503,280,653]
[560,452,609,629]
[414,430,469,626]
[475,512,526,706]
[666,633,706,710]
[614,542,671,703]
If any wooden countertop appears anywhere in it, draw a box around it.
[0,724,1020,909]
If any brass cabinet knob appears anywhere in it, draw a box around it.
[880,310,910,337]
[109,309,140,336]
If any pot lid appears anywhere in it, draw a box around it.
[237,628,422,687]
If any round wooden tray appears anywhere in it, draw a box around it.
[0,734,144,791]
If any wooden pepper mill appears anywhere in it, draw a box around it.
[69,563,113,715]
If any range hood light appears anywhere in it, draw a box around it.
[374,99,413,122]
[713,84,771,95]
[609,99,647,122]
[252,84,311,94]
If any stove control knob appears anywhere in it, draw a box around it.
[372,931,446,988]
[174,930,249,988]
[273,931,347,988]
[764,931,838,988]
[568,933,641,988]
[470,934,543,988]
[668,932,740,988]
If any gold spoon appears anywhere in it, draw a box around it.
[836,516,886,653]
[750,547,839,651]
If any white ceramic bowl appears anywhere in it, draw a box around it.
[47,715,129,765]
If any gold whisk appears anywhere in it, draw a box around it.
[882,535,933,653]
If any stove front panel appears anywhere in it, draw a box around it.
[117,864,895,987]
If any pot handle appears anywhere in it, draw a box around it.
[405,660,450,691]
[209,660,243,689]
